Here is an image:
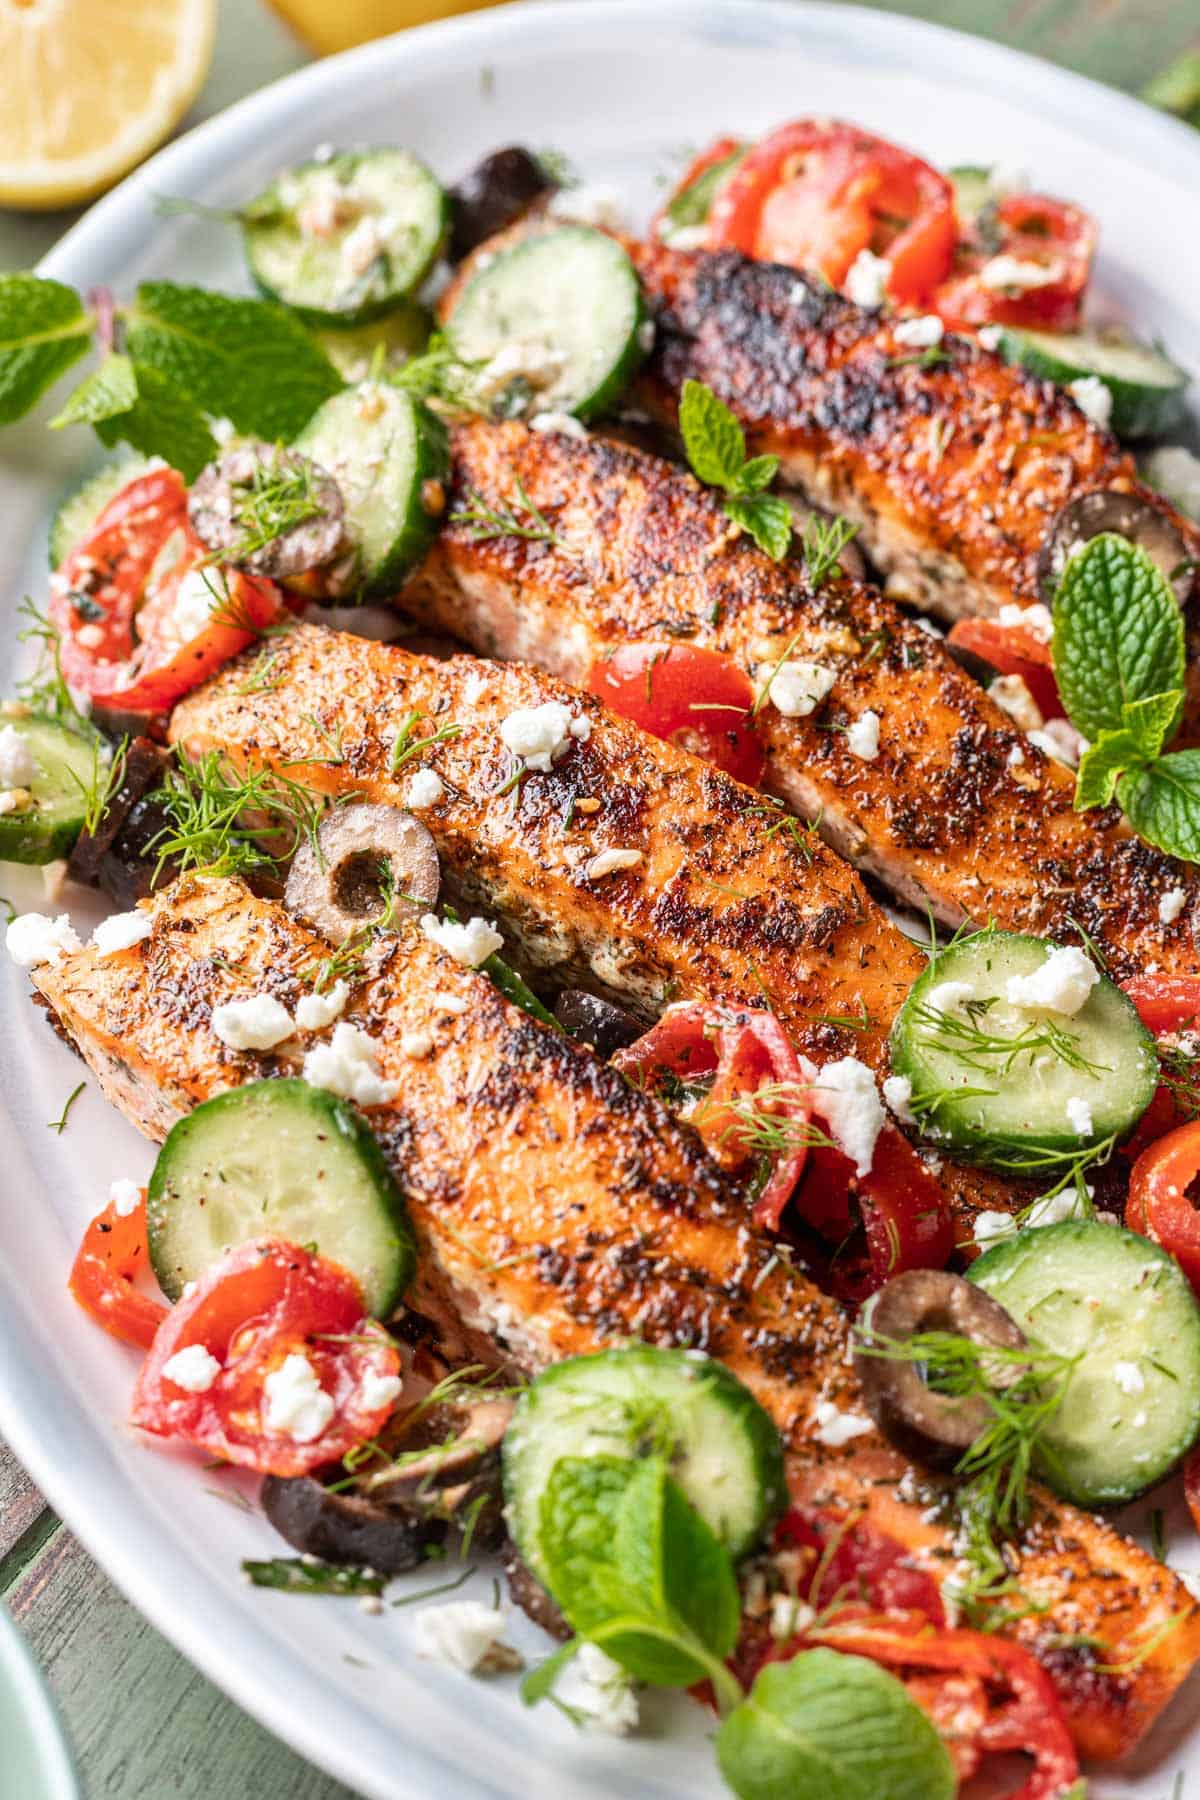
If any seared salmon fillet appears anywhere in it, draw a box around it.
[172,621,1033,1231]
[29,871,1200,1759]
[397,417,1200,979]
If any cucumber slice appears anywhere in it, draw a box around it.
[311,302,432,383]
[49,455,157,569]
[998,325,1190,440]
[447,226,649,421]
[890,931,1157,1166]
[0,715,99,865]
[148,1078,416,1318]
[293,382,449,600]
[971,1220,1200,1505]
[503,1345,786,1582]
[948,164,995,225]
[243,150,449,328]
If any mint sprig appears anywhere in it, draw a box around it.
[679,377,793,562]
[0,275,92,425]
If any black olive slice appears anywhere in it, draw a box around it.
[448,147,555,262]
[853,1268,1027,1470]
[553,988,644,1058]
[188,442,347,580]
[284,802,440,944]
[260,1473,441,1572]
[1038,490,1191,605]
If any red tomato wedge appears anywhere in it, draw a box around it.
[1124,975,1200,1038]
[1126,1121,1200,1295]
[934,193,1097,333]
[587,643,766,785]
[946,617,1063,722]
[707,120,956,306]
[792,1125,955,1302]
[773,1508,946,1623]
[49,467,284,717]
[653,136,744,243]
[69,1187,167,1350]
[1186,1445,1200,1536]
[131,1238,402,1477]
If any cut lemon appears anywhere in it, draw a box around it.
[0,0,217,210]
[267,0,506,58]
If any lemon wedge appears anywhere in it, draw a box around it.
[0,0,216,210]
[267,0,504,58]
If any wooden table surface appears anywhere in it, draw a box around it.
[3,1,1199,1796]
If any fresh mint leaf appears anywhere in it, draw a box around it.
[679,377,746,489]
[1118,750,1200,863]
[1075,729,1142,811]
[1123,689,1184,757]
[736,453,780,497]
[716,1649,955,1800]
[50,352,138,428]
[124,282,341,443]
[0,274,93,426]
[726,493,793,562]
[1053,534,1185,741]
[94,360,217,482]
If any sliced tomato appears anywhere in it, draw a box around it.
[131,1238,402,1477]
[774,1508,946,1623]
[654,136,745,242]
[946,618,1062,722]
[934,193,1097,333]
[1126,1121,1200,1294]
[587,643,765,785]
[1124,975,1200,1038]
[1186,1445,1200,1536]
[791,1123,954,1302]
[68,1187,168,1350]
[49,467,283,717]
[707,119,956,306]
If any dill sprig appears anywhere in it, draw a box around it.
[66,734,128,838]
[147,749,326,883]
[801,514,860,591]
[908,995,1106,1080]
[450,477,566,549]
[389,709,463,773]
[14,598,88,729]
[747,795,821,861]
[698,1079,838,1165]
[241,1557,385,1597]
[389,330,487,410]
[201,448,324,567]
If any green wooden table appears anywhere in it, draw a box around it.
[2,0,1198,1794]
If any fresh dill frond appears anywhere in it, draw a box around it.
[66,733,128,839]
[242,1557,385,1597]
[389,330,487,410]
[450,477,566,549]
[389,710,463,772]
[907,995,1107,1081]
[747,796,821,861]
[14,598,88,729]
[147,750,326,884]
[201,447,324,567]
[699,1080,838,1166]
[801,514,860,592]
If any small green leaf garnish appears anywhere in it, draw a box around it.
[449,476,566,549]
[242,1557,385,1596]
[678,378,793,562]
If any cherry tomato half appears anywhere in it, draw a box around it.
[947,617,1063,723]
[587,643,766,785]
[933,194,1097,334]
[1126,1121,1200,1295]
[1123,976,1200,1038]
[131,1238,402,1477]
[791,1123,955,1302]
[69,1186,168,1350]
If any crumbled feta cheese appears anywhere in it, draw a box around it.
[1028,718,1087,767]
[586,847,644,880]
[989,673,1044,734]
[1026,1187,1086,1229]
[1068,375,1113,431]
[211,993,295,1051]
[302,1022,397,1106]
[977,325,1004,352]
[421,913,504,967]
[1145,445,1200,523]
[359,1595,384,1616]
[554,1643,639,1734]
[405,768,445,808]
[414,1601,517,1673]
[893,314,944,349]
[844,249,889,308]
[769,1594,817,1642]
[812,1398,874,1447]
[499,700,581,771]
[0,724,37,788]
[925,980,972,1015]
[262,1353,335,1441]
[294,981,349,1032]
[1065,1095,1094,1138]
[91,909,153,957]
[400,1028,433,1060]
[432,991,470,1016]
[763,659,836,718]
[109,1178,142,1217]
[996,601,1054,644]
[845,709,880,760]
[807,1057,885,1175]
[162,1344,222,1393]
[339,214,387,277]
[1007,744,1026,770]
[978,255,1060,293]
[6,912,81,968]
[0,788,31,816]
[549,182,627,231]
[359,1368,403,1412]
[476,341,565,401]
[529,411,588,441]
[882,1073,916,1126]
[166,565,221,644]
[1006,944,1099,1017]
[1112,1360,1146,1396]
[1159,886,1187,925]
[661,222,709,251]
[637,319,656,353]
[973,1210,1016,1250]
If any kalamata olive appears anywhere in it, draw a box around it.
[261,1473,441,1572]
[448,147,555,261]
[284,802,440,945]
[188,442,347,580]
[553,988,644,1058]
[853,1269,1027,1470]
[944,639,1001,690]
[503,1541,570,1641]
[1038,490,1192,605]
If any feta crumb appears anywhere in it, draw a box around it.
[554,1643,639,1734]
[1145,445,1200,523]
[882,1073,916,1126]
[548,182,627,231]
[1026,1187,1086,1229]
[400,1028,434,1060]
[91,909,153,957]
[294,981,350,1031]
[893,314,944,349]
[421,913,504,967]
[762,659,836,718]
[812,1398,874,1447]
[211,993,295,1052]
[1006,944,1099,1017]
[162,1344,222,1394]
[342,215,391,279]
[359,1368,403,1412]
[109,1178,142,1217]
[414,1601,516,1673]
[989,673,1044,734]
[302,1022,397,1106]
[844,248,889,308]
[637,318,656,353]
[978,255,1060,293]
[432,991,470,1015]
[1112,1360,1146,1396]
[1065,1094,1094,1138]
[262,1354,335,1442]
[996,601,1054,644]
[1028,718,1087,768]
[0,723,37,788]
[925,980,972,1015]
[1007,744,1026,770]
[845,709,880,760]
[977,325,1004,351]
[405,767,445,808]
[0,788,31,816]
[476,341,564,402]
[973,1210,1016,1250]
[807,1056,885,1175]
[529,411,588,441]
[769,1594,817,1642]
[1160,886,1187,925]
[6,912,82,968]
[586,847,644,880]
[165,565,221,645]
[499,699,588,771]
[359,1595,384,1616]
[1068,375,1113,431]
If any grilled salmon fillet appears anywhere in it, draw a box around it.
[29,871,1200,1759]
[171,622,1034,1231]
[397,417,1200,979]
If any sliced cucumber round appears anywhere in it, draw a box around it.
[49,455,157,569]
[998,325,1190,440]
[147,1077,416,1318]
[948,164,995,226]
[311,301,432,383]
[890,931,1157,1166]
[503,1345,786,1583]
[971,1220,1200,1506]
[0,714,99,865]
[294,382,449,600]
[447,225,649,421]
[243,150,448,328]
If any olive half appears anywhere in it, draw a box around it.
[1038,490,1191,606]
[284,802,440,945]
[853,1269,1027,1470]
[448,146,555,262]
[552,987,644,1058]
[188,442,347,581]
